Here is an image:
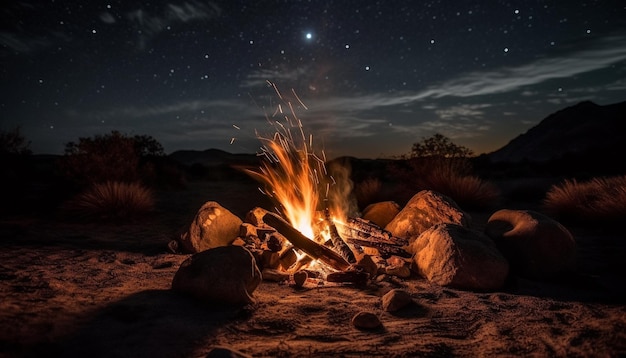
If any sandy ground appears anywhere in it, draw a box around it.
[1,180,625,357]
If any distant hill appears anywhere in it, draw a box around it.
[169,148,259,167]
[488,100,626,163]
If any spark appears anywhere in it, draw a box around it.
[291,88,308,110]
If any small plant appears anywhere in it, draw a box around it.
[63,181,155,221]
[543,175,626,225]
[58,130,165,188]
[389,133,500,210]
[422,168,501,210]
[0,126,32,155]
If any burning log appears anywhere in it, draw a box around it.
[324,208,357,264]
[255,208,352,271]
[326,270,369,285]
[338,217,411,259]
[346,238,412,258]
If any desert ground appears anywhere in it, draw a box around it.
[1,179,625,358]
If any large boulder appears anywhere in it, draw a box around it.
[179,201,242,253]
[172,245,262,305]
[361,201,401,228]
[411,223,509,291]
[485,209,576,279]
[385,190,472,242]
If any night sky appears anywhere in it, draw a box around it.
[2,1,625,159]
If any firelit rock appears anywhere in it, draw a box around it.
[361,201,401,228]
[172,245,261,305]
[382,289,413,312]
[179,201,242,253]
[351,311,382,330]
[485,209,576,279]
[411,223,509,291]
[385,190,471,243]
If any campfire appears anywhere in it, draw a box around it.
[236,82,410,286]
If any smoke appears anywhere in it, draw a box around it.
[325,158,359,220]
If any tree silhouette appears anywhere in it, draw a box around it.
[59,130,165,188]
[410,133,473,159]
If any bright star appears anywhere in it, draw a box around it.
[305,32,312,40]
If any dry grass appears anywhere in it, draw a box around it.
[391,160,500,210]
[543,175,626,225]
[63,181,155,221]
[425,171,501,210]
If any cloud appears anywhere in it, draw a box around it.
[426,34,626,98]
[283,33,626,115]
[434,104,491,121]
[125,1,221,50]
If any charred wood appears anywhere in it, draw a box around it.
[257,209,352,271]
[346,238,412,259]
[324,208,357,264]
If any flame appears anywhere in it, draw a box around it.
[245,82,348,242]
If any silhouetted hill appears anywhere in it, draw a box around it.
[169,148,259,167]
[488,100,626,163]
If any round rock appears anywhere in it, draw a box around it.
[485,209,576,279]
[172,245,262,305]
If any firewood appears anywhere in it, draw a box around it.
[257,209,351,271]
[326,270,369,285]
[340,217,409,246]
[336,217,411,258]
[324,208,357,263]
[347,238,412,259]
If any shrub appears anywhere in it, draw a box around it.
[420,167,501,210]
[389,156,500,210]
[58,130,166,188]
[62,181,155,221]
[543,175,626,225]
[0,126,32,155]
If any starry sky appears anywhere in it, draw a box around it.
[2,1,626,159]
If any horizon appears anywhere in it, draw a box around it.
[2,1,626,159]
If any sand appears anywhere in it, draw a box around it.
[1,181,625,357]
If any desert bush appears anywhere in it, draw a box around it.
[389,133,500,209]
[543,175,626,225]
[354,177,384,209]
[0,126,32,155]
[58,130,167,188]
[62,181,155,221]
[422,168,501,210]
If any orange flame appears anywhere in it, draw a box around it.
[246,82,342,241]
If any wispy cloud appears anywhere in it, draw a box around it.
[275,34,626,115]
[241,66,313,88]
[126,1,221,50]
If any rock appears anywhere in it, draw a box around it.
[362,201,401,228]
[172,246,262,305]
[385,264,411,278]
[382,289,413,312]
[293,271,308,287]
[411,223,509,291]
[385,190,471,244]
[352,311,382,330]
[261,268,290,282]
[485,209,576,279]
[355,254,379,280]
[205,346,252,358]
[179,201,243,253]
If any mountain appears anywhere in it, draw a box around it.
[169,148,259,167]
[488,100,626,163]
